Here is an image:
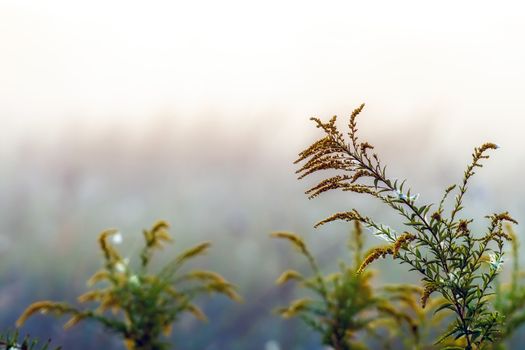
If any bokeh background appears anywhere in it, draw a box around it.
[1,1,525,349]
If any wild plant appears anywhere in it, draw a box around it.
[382,284,464,349]
[294,104,517,349]
[272,221,421,349]
[16,221,241,350]
[0,330,60,350]
[493,224,525,348]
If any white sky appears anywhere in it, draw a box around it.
[1,0,525,148]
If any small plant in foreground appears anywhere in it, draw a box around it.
[273,221,420,349]
[17,221,241,350]
[0,330,60,350]
[295,104,517,349]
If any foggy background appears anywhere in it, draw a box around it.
[1,1,525,349]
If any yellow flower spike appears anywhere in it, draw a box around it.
[184,270,228,284]
[151,220,170,233]
[275,269,303,285]
[63,314,85,329]
[226,288,243,303]
[357,246,394,274]
[78,290,104,303]
[279,298,312,319]
[315,211,365,228]
[155,229,173,244]
[186,304,208,322]
[176,242,212,264]
[421,283,438,309]
[16,302,49,327]
[98,293,119,313]
[86,270,111,287]
[16,301,70,327]
[393,232,417,257]
[98,229,122,261]
[206,282,243,302]
[143,220,173,250]
[270,232,308,255]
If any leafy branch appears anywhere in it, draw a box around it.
[295,104,517,349]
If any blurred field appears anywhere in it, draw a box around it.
[0,115,524,349]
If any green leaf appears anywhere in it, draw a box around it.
[435,325,462,344]
[434,302,455,315]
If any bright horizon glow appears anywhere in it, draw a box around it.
[1,0,524,147]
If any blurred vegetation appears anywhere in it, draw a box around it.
[0,330,60,350]
[272,223,395,350]
[16,221,240,350]
[273,222,466,350]
[492,224,525,349]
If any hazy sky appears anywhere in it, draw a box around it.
[1,0,525,148]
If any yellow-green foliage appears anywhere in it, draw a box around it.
[273,222,418,350]
[381,284,466,349]
[16,221,241,350]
